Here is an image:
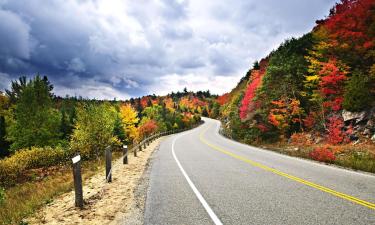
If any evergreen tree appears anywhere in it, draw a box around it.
[7,76,61,151]
[0,116,9,157]
[343,70,373,112]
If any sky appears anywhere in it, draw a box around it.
[0,0,338,100]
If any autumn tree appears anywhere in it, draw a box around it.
[138,119,158,139]
[217,93,230,106]
[240,69,264,120]
[268,97,304,138]
[120,104,139,144]
[70,103,120,158]
[319,58,348,112]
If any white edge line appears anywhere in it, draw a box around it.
[172,133,223,225]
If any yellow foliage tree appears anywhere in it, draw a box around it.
[120,104,139,144]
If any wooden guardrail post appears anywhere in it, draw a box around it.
[105,146,112,182]
[134,144,138,156]
[123,145,128,164]
[72,155,83,209]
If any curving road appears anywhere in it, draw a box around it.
[144,118,375,225]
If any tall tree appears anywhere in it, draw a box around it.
[70,103,119,158]
[6,76,61,151]
[119,104,139,144]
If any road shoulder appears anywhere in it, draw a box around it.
[26,138,163,225]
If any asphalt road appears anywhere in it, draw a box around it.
[144,118,375,225]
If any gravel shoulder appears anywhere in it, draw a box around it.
[27,138,164,225]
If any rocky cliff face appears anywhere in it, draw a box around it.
[342,107,375,142]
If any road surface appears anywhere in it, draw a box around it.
[144,118,375,225]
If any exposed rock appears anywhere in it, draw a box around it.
[366,119,374,127]
[354,124,365,133]
[363,128,372,136]
[342,110,367,123]
[371,134,375,142]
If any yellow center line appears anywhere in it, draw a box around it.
[199,125,375,211]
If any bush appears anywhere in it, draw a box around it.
[290,132,313,146]
[0,146,72,186]
[309,146,336,162]
[326,115,347,145]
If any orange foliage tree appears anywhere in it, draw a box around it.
[138,119,158,139]
[268,97,304,137]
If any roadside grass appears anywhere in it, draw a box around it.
[0,152,121,225]
[257,142,375,174]
[336,151,375,173]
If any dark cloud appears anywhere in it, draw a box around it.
[0,0,338,99]
[0,10,30,59]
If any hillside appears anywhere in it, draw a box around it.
[217,0,375,171]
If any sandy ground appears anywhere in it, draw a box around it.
[27,138,163,225]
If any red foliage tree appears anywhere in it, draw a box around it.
[217,93,230,106]
[140,96,151,108]
[239,59,268,120]
[138,120,158,138]
[319,59,347,111]
[324,0,375,51]
[191,97,207,107]
[240,59,268,120]
[240,70,262,120]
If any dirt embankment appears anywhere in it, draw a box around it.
[27,138,162,225]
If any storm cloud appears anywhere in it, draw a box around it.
[0,0,337,99]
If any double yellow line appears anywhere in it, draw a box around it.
[199,126,375,211]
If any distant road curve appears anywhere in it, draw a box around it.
[144,118,375,225]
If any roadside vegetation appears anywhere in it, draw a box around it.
[0,76,216,224]
[216,0,375,173]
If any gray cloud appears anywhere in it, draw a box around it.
[0,0,338,99]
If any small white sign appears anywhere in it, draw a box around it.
[123,145,127,148]
[72,155,81,164]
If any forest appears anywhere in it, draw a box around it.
[0,76,221,185]
[0,75,220,223]
[217,0,375,172]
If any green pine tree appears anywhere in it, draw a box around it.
[7,76,62,151]
[343,70,372,112]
